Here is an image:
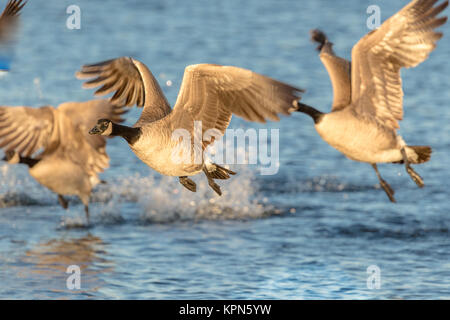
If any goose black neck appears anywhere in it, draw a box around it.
[111,123,142,145]
[296,102,323,124]
[20,156,40,168]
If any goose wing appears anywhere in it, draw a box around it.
[55,114,111,178]
[0,105,56,157]
[350,0,448,129]
[58,99,128,150]
[76,57,172,123]
[0,104,110,177]
[311,30,352,111]
[0,0,26,44]
[168,64,303,149]
[39,109,111,179]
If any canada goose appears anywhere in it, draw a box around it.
[295,0,447,202]
[0,99,127,222]
[77,59,303,195]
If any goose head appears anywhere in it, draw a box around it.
[2,150,20,164]
[89,119,113,136]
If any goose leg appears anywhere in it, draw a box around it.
[206,177,222,196]
[371,164,396,203]
[202,168,222,196]
[58,195,69,209]
[401,147,424,188]
[84,205,90,225]
[179,176,197,192]
[204,163,237,180]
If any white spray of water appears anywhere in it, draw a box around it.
[0,164,50,207]
[93,166,271,223]
[2,162,274,224]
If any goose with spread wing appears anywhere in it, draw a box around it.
[0,100,127,222]
[295,0,447,202]
[77,59,303,195]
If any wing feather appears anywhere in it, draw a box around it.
[0,106,55,157]
[313,33,352,111]
[58,99,128,151]
[76,57,171,123]
[351,0,447,129]
[169,64,304,149]
[0,0,26,44]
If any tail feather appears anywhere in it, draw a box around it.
[393,146,432,164]
[410,146,432,164]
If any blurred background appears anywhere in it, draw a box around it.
[0,0,449,299]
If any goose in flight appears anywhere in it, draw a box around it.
[77,59,303,195]
[296,0,447,202]
[0,99,127,222]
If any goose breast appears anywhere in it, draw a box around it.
[130,121,203,177]
[29,156,92,196]
[315,109,400,163]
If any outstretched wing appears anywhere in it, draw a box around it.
[311,29,352,111]
[168,64,303,149]
[58,99,128,150]
[0,0,26,44]
[0,103,115,179]
[351,0,448,129]
[76,57,172,123]
[54,114,110,179]
[0,105,56,157]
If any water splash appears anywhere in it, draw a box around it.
[0,164,50,207]
[2,163,275,224]
[94,166,272,223]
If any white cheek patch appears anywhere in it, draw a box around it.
[102,122,113,136]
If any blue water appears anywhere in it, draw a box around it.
[0,0,449,299]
